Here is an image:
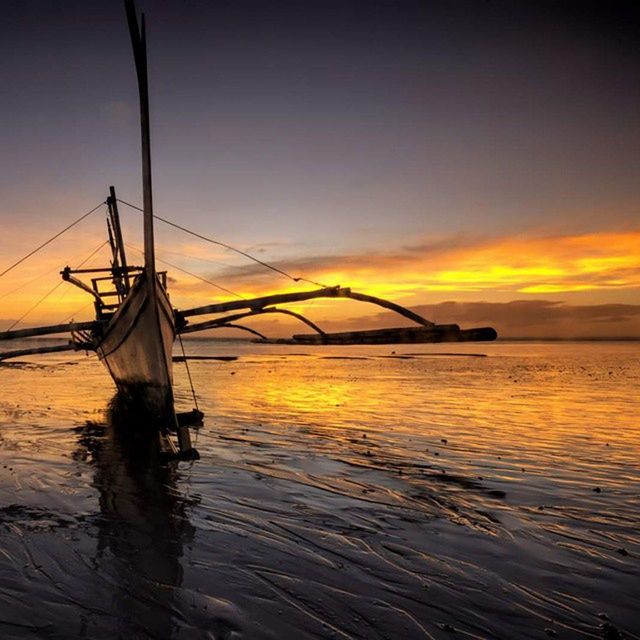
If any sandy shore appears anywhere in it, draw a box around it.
[0,341,638,638]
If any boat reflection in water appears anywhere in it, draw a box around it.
[74,393,195,638]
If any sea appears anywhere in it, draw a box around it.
[0,339,638,639]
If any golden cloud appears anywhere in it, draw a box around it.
[184,229,640,301]
[1,229,639,331]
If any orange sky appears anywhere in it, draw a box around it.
[1,225,638,338]
[1,2,639,340]
[195,229,640,299]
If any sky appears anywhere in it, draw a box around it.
[0,0,639,339]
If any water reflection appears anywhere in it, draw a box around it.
[74,394,195,639]
[1,342,637,638]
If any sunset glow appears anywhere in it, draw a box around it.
[0,1,638,340]
[1,2,639,639]
[1,229,638,338]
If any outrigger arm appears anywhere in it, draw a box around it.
[0,343,78,362]
[178,286,435,327]
[180,307,326,337]
[0,321,96,341]
[0,320,99,362]
[175,287,498,344]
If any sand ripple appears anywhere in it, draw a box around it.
[0,341,638,638]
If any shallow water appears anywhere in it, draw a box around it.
[0,340,638,639]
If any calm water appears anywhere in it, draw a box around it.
[0,340,638,639]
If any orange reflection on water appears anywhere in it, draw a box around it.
[1,340,639,638]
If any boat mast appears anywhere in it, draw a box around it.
[106,185,131,294]
[125,0,155,282]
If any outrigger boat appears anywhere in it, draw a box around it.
[0,1,497,459]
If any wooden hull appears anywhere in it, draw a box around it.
[96,273,176,428]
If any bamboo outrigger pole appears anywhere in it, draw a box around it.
[0,321,96,341]
[175,287,497,345]
[0,343,78,362]
[177,286,435,328]
[180,308,326,336]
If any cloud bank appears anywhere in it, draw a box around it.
[193,229,640,299]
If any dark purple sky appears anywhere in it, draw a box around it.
[1,1,639,326]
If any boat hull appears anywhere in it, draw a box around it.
[96,273,176,428]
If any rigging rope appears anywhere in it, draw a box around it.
[178,333,199,411]
[75,239,111,270]
[60,301,94,324]
[56,241,111,323]
[0,202,106,280]
[126,243,245,299]
[53,241,111,307]
[1,240,109,302]
[117,198,328,288]
[6,282,65,332]
[0,268,54,301]
[6,240,110,331]
[141,243,239,270]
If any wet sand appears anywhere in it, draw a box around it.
[0,341,638,639]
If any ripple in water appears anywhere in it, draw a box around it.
[0,340,638,639]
